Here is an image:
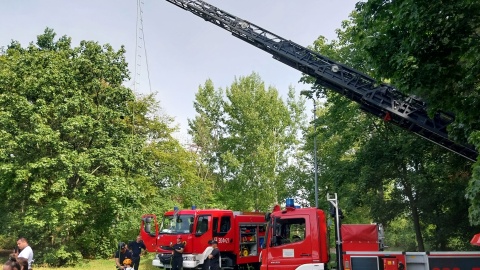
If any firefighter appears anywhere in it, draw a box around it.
[129,236,146,270]
[171,236,185,270]
[115,242,133,270]
[205,240,220,270]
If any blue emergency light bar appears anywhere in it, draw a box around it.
[286,198,295,208]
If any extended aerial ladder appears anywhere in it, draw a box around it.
[164,0,478,162]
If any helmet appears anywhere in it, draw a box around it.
[118,242,126,249]
[123,258,132,265]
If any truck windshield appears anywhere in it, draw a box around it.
[160,214,194,234]
[271,217,306,246]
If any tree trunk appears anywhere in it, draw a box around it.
[401,175,425,251]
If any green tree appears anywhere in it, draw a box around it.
[189,73,307,211]
[348,0,480,224]
[0,29,204,265]
[301,13,477,250]
[188,79,226,208]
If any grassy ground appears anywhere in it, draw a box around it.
[1,250,158,270]
[34,256,158,270]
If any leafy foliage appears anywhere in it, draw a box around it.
[0,29,210,265]
[189,73,307,211]
[300,0,479,250]
[350,0,480,226]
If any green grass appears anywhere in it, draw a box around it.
[35,259,119,270]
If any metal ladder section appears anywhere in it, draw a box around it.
[164,0,478,161]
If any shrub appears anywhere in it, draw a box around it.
[40,246,83,267]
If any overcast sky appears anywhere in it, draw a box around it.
[1,0,358,142]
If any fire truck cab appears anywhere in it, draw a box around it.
[261,199,330,270]
[141,207,266,269]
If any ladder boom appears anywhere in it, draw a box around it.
[165,0,478,162]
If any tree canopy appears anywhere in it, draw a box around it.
[188,73,307,211]
[0,28,212,265]
[348,0,480,226]
[298,0,480,251]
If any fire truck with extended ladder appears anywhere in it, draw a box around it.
[143,0,480,269]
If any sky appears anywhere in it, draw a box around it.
[1,0,358,142]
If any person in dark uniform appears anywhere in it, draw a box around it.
[171,237,185,270]
[115,242,133,270]
[129,235,146,270]
[206,240,220,270]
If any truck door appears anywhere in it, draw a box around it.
[140,214,158,252]
[194,215,213,254]
[215,215,234,251]
[266,215,312,270]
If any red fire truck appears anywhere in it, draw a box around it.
[140,207,265,269]
[259,195,480,270]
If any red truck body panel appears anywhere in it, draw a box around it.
[471,233,480,246]
[343,251,480,270]
[342,224,382,252]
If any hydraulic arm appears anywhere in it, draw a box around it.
[165,0,478,162]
